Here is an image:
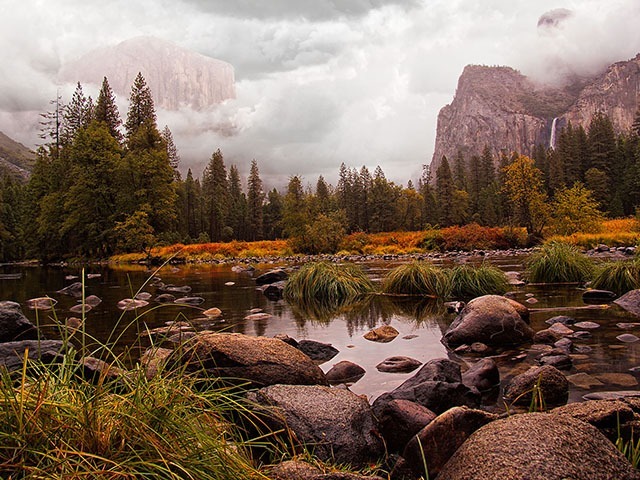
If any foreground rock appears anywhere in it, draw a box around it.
[249,385,384,468]
[297,339,339,363]
[461,358,500,392]
[503,365,568,408]
[614,289,640,316]
[372,358,480,417]
[0,301,39,342]
[266,460,384,480]
[442,295,533,349]
[377,399,437,453]
[437,413,639,480]
[551,399,637,442]
[403,406,498,479]
[0,340,65,371]
[325,360,365,384]
[165,332,328,387]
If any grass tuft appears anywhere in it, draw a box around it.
[381,261,451,298]
[590,259,640,295]
[525,242,594,284]
[448,264,510,299]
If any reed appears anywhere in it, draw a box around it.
[381,261,451,298]
[525,242,594,284]
[448,264,510,299]
[590,259,640,295]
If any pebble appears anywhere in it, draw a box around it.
[617,334,640,343]
[574,321,600,330]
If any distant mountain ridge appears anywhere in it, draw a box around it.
[58,36,236,111]
[431,54,640,170]
[0,131,35,180]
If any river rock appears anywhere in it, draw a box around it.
[437,413,639,480]
[266,460,385,480]
[461,358,500,392]
[614,289,640,316]
[377,399,437,453]
[566,372,605,389]
[57,282,83,297]
[363,325,399,342]
[26,297,57,311]
[442,295,534,349]
[80,356,127,382]
[0,340,65,371]
[584,391,640,401]
[0,301,39,342]
[545,315,576,325]
[244,312,272,321]
[248,384,384,467]
[574,321,600,329]
[160,284,192,294]
[582,289,617,302]
[618,333,640,343]
[134,292,153,301]
[297,339,339,363]
[503,365,568,408]
[262,281,285,300]
[140,347,173,378]
[325,360,365,384]
[174,296,205,306]
[551,399,637,442]
[154,293,176,303]
[167,332,328,387]
[548,322,574,335]
[533,328,564,344]
[203,307,222,318]
[117,298,149,311]
[84,295,102,307]
[255,269,288,285]
[403,406,498,479]
[376,356,422,373]
[538,351,573,370]
[372,358,480,416]
[69,303,92,314]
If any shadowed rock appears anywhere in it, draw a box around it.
[503,365,568,408]
[325,360,365,385]
[615,289,640,316]
[297,339,339,363]
[0,340,65,372]
[255,269,288,285]
[461,358,500,392]
[0,301,39,342]
[377,399,437,453]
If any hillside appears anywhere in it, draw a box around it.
[0,131,36,180]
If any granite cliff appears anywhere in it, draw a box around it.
[431,54,640,171]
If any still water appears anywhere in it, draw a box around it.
[1,256,640,404]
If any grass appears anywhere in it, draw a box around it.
[524,242,595,284]
[381,261,451,298]
[447,263,510,299]
[590,259,640,295]
[284,262,375,305]
[548,218,640,249]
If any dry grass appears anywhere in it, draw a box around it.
[548,218,640,248]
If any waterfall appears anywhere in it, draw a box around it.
[549,117,558,149]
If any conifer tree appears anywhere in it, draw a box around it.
[436,156,455,227]
[227,164,246,240]
[246,160,264,241]
[282,175,307,238]
[263,188,283,239]
[124,72,156,141]
[161,125,180,179]
[94,77,123,143]
[63,82,93,144]
[201,149,228,241]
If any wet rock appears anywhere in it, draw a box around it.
[255,269,288,285]
[584,391,640,401]
[325,360,366,384]
[167,332,328,387]
[145,323,195,341]
[273,333,298,347]
[244,312,272,321]
[79,356,127,382]
[248,384,384,467]
[84,294,102,307]
[538,352,573,370]
[203,307,222,318]
[69,303,92,314]
[174,296,205,306]
[618,333,640,343]
[363,325,399,342]
[134,292,152,301]
[26,297,57,311]
[442,295,533,349]
[372,358,480,416]
[553,337,573,352]
[525,297,538,304]
[377,399,437,453]
[506,297,530,323]
[444,301,465,313]
[0,301,39,342]
[154,293,176,303]
[545,315,576,325]
[376,356,422,373]
[140,347,173,378]
[574,321,600,329]
[461,358,500,392]
[569,330,592,339]
[437,413,639,480]
[566,372,605,389]
[548,322,574,335]
[0,340,65,372]
[160,284,192,294]
[595,373,638,388]
[297,339,339,363]
[505,271,525,286]
[614,289,640,317]
[404,406,498,479]
[57,282,83,298]
[503,365,568,408]
[533,328,563,344]
[582,289,617,302]
[552,399,636,442]
[117,298,149,311]
[617,322,640,329]
[262,281,285,300]
[266,460,384,480]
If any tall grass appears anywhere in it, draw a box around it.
[525,242,595,284]
[590,259,640,295]
[448,264,510,299]
[381,261,451,298]
[284,262,375,305]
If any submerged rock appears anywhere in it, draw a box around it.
[255,269,288,285]
[117,298,149,311]
[57,282,83,298]
[376,356,422,373]
[297,339,339,363]
[325,360,365,385]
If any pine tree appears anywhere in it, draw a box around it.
[227,165,247,240]
[436,156,455,227]
[124,72,156,141]
[63,82,93,143]
[263,188,283,239]
[282,175,307,238]
[94,77,123,143]
[161,125,180,180]
[201,149,228,242]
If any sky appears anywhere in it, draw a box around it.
[1,0,640,188]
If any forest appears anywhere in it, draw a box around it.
[1,74,640,262]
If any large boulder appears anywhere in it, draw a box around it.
[442,295,534,349]
[614,289,640,316]
[461,358,500,392]
[403,406,498,479]
[551,399,638,442]
[248,384,384,468]
[503,365,569,408]
[377,399,437,453]
[372,358,480,417]
[0,340,65,372]
[166,332,328,387]
[255,269,288,286]
[437,413,639,480]
[0,301,39,342]
[266,460,385,480]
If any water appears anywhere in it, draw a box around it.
[1,257,639,404]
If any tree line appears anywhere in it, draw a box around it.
[0,74,639,261]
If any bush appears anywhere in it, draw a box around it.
[290,213,346,255]
[382,261,451,298]
[590,259,640,295]
[448,264,510,299]
[525,242,594,283]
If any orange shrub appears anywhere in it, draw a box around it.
[435,224,527,251]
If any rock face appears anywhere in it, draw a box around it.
[59,36,235,111]
[249,385,384,468]
[437,413,639,480]
[431,54,640,174]
[166,332,328,387]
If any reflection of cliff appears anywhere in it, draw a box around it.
[431,54,640,172]
[59,36,235,111]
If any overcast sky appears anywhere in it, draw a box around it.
[1,0,640,188]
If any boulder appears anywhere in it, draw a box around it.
[363,325,399,343]
[583,289,617,302]
[503,365,568,408]
[266,460,385,480]
[325,360,366,385]
[372,358,480,417]
[461,358,500,392]
[545,315,576,325]
[262,281,285,300]
[615,289,640,316]
[255,269,288,285]
[376,356,422,373]
[437,413,639,480]
[167,332,328,387]
[403,406,498,479]
[376,399,437,453]
[0,301,39,342]
[551,399,637,442]
[297,339,339,363]
[249,384,384,468]
[442,295,534,349]
[0,340,65,372]
[57,282,83,297]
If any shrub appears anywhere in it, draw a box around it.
[436,224,526,251]
[448,264,510,299]
[289,213,346,255]
[590,259,640,295]
[382,261,451,298]
[525,242,594,283]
